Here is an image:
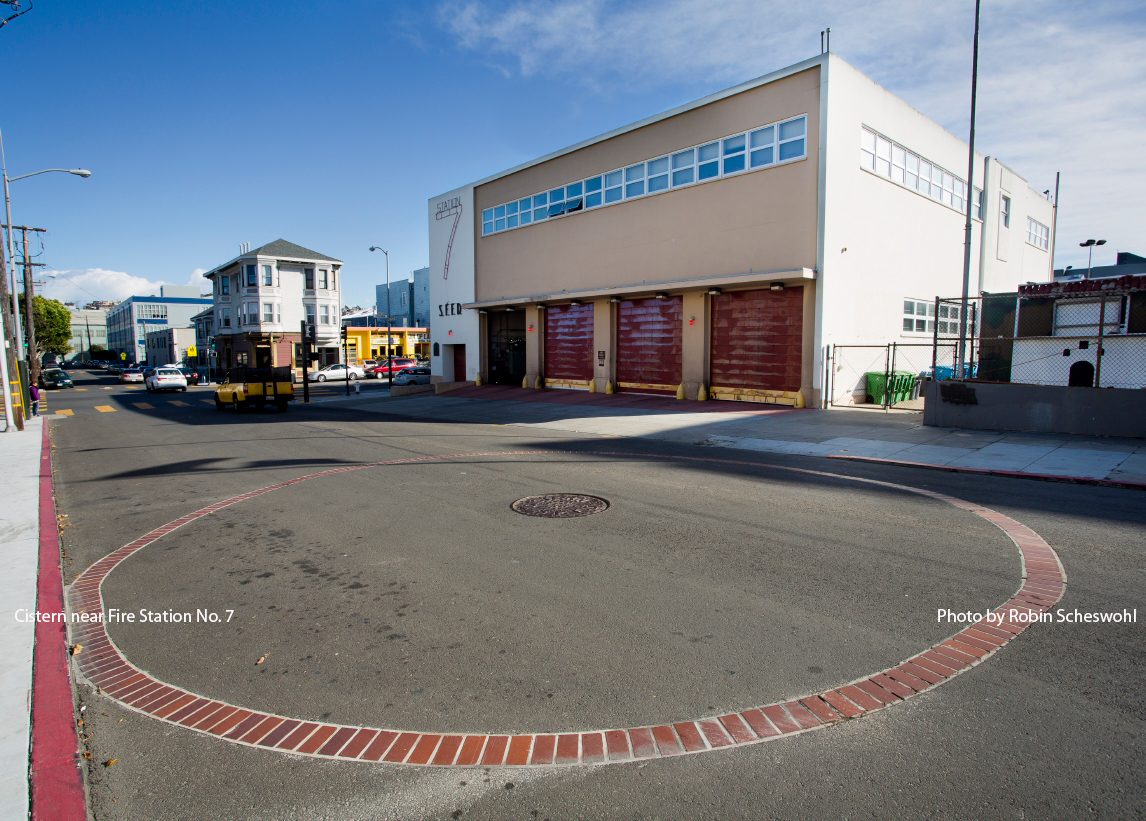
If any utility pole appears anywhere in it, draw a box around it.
[14,224,46,387]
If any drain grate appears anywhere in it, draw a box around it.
[511,493,609,518]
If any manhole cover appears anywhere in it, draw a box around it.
[511,493,610,518]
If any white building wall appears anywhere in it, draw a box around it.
[820,56,1054,385]
[428,184,478,382]
[820,56,986,360]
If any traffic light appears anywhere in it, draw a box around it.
[340,324,347,341]
[307,324,317,344]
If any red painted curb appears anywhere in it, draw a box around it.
[67,450,1068,768]
[30,422,86,820]
[825,453,1146,490]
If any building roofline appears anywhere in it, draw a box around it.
[467,53,828,190]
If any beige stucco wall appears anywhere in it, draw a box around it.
[474,67,821,303]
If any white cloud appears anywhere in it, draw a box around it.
[39,267,211,306]
[439,0,1146,268]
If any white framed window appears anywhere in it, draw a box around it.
[479,114,808,236]
[245,264,257,287]
[320,305,330,325]
[305,305,315,327]
[245,302,259,324]
[305,268,315,290]
[263,302,274,323]
[1053,298,1122,336]
[903,299,936,334]
[262,265,273,286]
[318,269,329,289]
[1026,217,1049,250]
[860,127,979,218]
[1000,195,1011,228]
[936,302,967,335]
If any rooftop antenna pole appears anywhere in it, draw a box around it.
[821,31,825,54]
[826,27,830,52]
[957,0,981,379]
[1050,171,1061,273]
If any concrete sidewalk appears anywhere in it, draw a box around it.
[0,417,45,820]
[327,385,1146,486]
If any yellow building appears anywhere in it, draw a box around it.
[344,327,430,365]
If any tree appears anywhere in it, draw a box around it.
[20,296,71,377]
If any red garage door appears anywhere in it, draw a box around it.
[544,303,594,381]
[616,297,682,392]
[710,287,802,392]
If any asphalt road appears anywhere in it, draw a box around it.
[47,368,1145,820]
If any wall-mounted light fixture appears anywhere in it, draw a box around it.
[609,297,622,303]
[688,316,695,326]
[536,302,547,309]
[528,324,534,332]
[707,287,722,296]
[569,299,582,306]
[769,282,785,291]
[504,306,516,312]
[654,292,669,300]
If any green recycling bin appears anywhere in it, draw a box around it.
[866,370,918,405]
[865,371,889,405]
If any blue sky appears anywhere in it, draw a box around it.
[5,0,1144,311]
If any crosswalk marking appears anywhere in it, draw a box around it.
[55,409,74,416]
[102,387,113,390]
[170,400,189,406]
[132,402,154,409]
[94,405,116,413]
[201,399,215,405]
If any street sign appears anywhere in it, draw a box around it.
[120,352,126,360]
[187,345,198,357]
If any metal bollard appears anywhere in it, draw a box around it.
[355,381,360,394]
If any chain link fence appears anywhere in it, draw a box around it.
[828,343,934,410]
[933,289,1146,389]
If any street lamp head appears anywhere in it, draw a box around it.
[1080,239,1095,247]
[368,246,386,254]
[1097,239,1107,246]
[70,169,91,178]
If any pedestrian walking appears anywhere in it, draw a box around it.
[29,384,40,417]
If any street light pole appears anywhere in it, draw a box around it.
[1080,239,1106,279]
[0,126,90,374]
[957,0,981,380]
[369,246,393,390]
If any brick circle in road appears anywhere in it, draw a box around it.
[66,451,1067,767]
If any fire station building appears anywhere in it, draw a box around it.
[428,53,1055,406]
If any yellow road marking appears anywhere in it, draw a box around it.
[94,405,116,413]
[132,402,154,409]
[170,400,189,406]
[55,409,74,416]
[74,388,87,392]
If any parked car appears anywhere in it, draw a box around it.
[141,366,157,381]
[107,363,125,375]
[307,363,365,382]
[119,368,144,383]
[178,368,201,386]
[367,357,417,378]
[145,367,188,392]
[39,368,73,389]
[391,367,431,386]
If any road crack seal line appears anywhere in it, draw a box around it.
[64,451,1067,767]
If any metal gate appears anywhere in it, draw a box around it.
[828,343,934,410]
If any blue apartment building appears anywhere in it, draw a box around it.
[106,286,212,363]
